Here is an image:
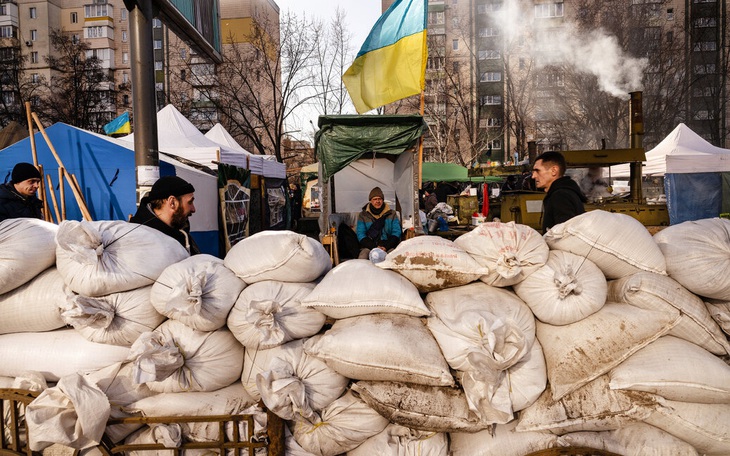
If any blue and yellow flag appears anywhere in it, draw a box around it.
[103,111,131,135]
[343,0,428,114]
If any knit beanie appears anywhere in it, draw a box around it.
[148,176,195,200]
[368,187,385,201]
[11,162,41,183]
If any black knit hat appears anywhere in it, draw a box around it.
[148,176,195,200]
[11,162,41,183]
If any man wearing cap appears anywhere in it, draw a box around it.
[356,186,401,259]
[0,162,43,223]
[130,175,200,254]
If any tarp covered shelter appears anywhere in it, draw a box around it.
[0,123,220,255]
[422,161,502,184]
[204,123,286,179]
[315,115,427,234]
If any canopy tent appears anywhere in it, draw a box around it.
[204,123,286,179]
[0,123,220,256]
[422,161,502,183]
[610,123,730,177]
[315,115,427,235]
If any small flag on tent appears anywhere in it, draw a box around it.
[103,111,131,135]
[342,0,428,114]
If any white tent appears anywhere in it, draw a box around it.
[205,123,286,179]
[610,123,730,177]
[120,105,285,178]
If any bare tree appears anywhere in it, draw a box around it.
[37,29,118,132]
[310,7,354,117]
[0,47,44,128]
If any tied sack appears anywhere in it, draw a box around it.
[453,221,549,287]
[0,218,58,295]
[224,230,331,284]
[544,210,666,279]
[376,236,489,293]
[56,220,189,297]
[151,254,245,331]
[0,267,66,335]
[348,423,449,456]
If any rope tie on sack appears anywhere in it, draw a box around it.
[553,265,582,299]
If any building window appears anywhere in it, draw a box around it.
[153,18,162,28]
[180,49,187,59]
[122,30,128,42]
[452,17,459,27]
[478,3,502,13]
[694,17,716,27]
[481,95,502,105]
[29,7,37,19]
[29,29,37,41]
[487,117,502,127]
[478,49,501,60]
[85,26,106,38]
[694,63,716,74]
[122,72,128,83]
[693,41,717,51]
[123,94,129,105]
[428,11,445,25]
[154,61,163,71]
[452,39,459,50]
[30,51,38,63]
[480,71,502,82]
[535,2,563,18]
[121,9,127,21]
[122,52,129,63]
[490,139,502,149]
[71,12,78,23]
[427,56,445,70]
[0,26,12,38]
[153,40,162,49]
[31,73,39,83]
[666,8,674,20]
[478,28,499,37]
[85,4,111,18]
[452,61,459,72]
[181,69,186,81]
[72,34,80,44]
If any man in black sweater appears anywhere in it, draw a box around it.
[532,151,587,232]
[0,162,43,223]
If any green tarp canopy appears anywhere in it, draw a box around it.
[422,162,502,183]
[315,115,427,182]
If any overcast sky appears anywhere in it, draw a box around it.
[273,0,383,140]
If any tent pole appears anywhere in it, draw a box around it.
[24,102,37,167]
[46,173,61,224]
[59,167,66,221]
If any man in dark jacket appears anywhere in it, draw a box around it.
[0,162,43,223]
[532,151,587,232]
[356,186,401,259]
[130,175,200,254]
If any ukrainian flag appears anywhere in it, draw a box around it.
[343,0,427,114]
[103,111,131,135]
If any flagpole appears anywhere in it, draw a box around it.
[417,90,425,190]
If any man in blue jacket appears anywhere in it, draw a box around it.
[532,151,587,232]
[356,186,401,259]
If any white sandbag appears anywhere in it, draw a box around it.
[453,221,549,287]
[512,250,607,325]
[285,425,319,456]
[80,362,155,443]
[375,236,490,292]
[290,390,389,456]
[516,375,658,434]
[61,286,165,347]
[537,301,681,400]
[449,419,559,456]
[347,423,448,456]
[241,346,280,401]
[26,373,110,451]
[255,338,349,422]
[55,220,189,296]
[124,383,261,444]
[609,336,730,404]
[425,282,544,423]
[0,218,58,295]
[608,272,730,355]
[227,281,324,349]
[301,259,429,318]
[544,210,666,279]
[304,314,454,387]
[654,218,730,300]
[706,298,730,335]
[0,329,130,382]
[224,230,331,284]
[127,320,244,393]
[150,254,245,331]
[350,381,491,433]
[558,422,699,456]
[644,398,730,455]
[0,267,66,335]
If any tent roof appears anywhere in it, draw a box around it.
[610,123,730,176]
[204,123,286,179]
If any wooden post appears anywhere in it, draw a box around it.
[58,168,66,221]
[46,174,61,224]
[37,164,51,222]
[24,102,37,167]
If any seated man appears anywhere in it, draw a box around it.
[356,186,401,259]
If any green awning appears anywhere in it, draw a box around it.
[315,115,427,182]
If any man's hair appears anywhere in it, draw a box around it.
[535,151,567,176]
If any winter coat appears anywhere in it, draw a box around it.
[0,182,43,223]
[356,202,401,250]
[129,196,201,255]
[541,175,587,232]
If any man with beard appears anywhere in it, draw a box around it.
[531,151,587,232]
[356,186,401,260]
[0,162,44,222]
[130,175,200,254]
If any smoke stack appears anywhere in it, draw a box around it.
[628,91,643,204]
